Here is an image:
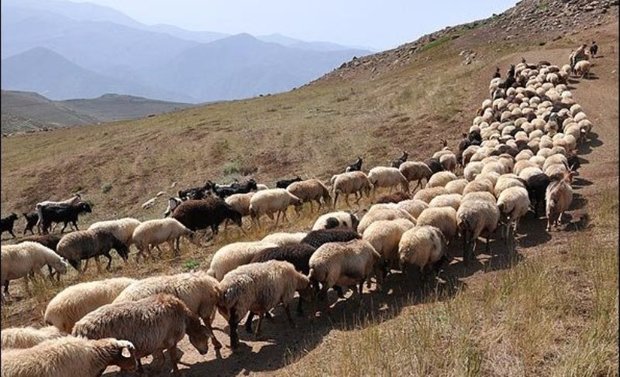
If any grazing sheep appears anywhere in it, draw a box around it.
[426,171,458,189]
[331,171,373,207]
[399,161,433,192]
[573,60,591,78]
[462,178,495,196]
[362,218,415,271]
[428,193,462,211]
[415,207,458,241]
[312,211,359,231]
[301,228,362,248]
[113,271,222,349]
[444,178,469,194]
[374,191,411,204]
[357,205,416,234]
[172,197,243,237]
[309,239,382,305]
[249,188,303,227]
[1,213,18,238]
[261,232,308,246]
[276,176,302,189]
[87,217,141,248]
[494,175,526,197]
[456,198,500,263]
[217,260,311,349]
[398,225,447,276]
[497,186,531,242]
[1,326,65,349]
[72,293,211,374]
[44,277,137,333]
[56,229,129,273]
[286,179,332,212]
[545,172,574,231]
[39,202,92,235]
[412,187,448,203]
[1,242,68,300]
[367,167,409,194]
[131,218,198,261]
[207,241,278,281]
[1,336,138,377]
[396,199,429,219]
[18,234,62,252]
[22,212,39,235]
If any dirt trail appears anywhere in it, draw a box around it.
[97,25,620,377]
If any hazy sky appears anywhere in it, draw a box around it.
[76,0,517,50]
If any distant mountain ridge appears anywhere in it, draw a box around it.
[1,0,371,103]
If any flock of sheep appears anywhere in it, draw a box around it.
[0,56,594,376]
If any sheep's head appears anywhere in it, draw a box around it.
[106,339,138,372]
[186,317,210,355]
[296,274,314,303]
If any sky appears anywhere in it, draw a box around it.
[74,0,518,51]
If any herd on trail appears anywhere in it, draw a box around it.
[0,52,597,375]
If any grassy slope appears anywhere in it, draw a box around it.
[0,13,617,377]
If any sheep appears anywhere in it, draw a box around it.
[545,172,574,231]
[301,228,362,248]
[399,161,433,192]
[224,192,254,218]
[331,171,373,207]
[426,171,458,188]
[1,242,68,300]
[494,175,526,197]
[525,172,551,217]
[206,241,278,281]
[35,194,81,233]
[444,178,468,195]
[398,225,447,278]
[56,229,129,273]
[217,260,311,349]
[356,205,416,234]
[212,178,258,199]
[367,166,409,194]
[276,176,302,189]
[374,191,411,204]
[308,239,382,306]
[87,217,141,248]
[415,207,458,242]
[462,178,495,196]
[286,179,332,212]
[464,161,484,181]
[573,60,591,78]
[362,218,415,272]
[44,277,137,333]
[1,213,18,238]
[456,198,500,263]
[249,188,303,227]
[412,187,448,204]
[428,193,463,211]
[39,202,92,235]
[22,211,39,235]
[497,186,531,243]
[312,211,359,231]
[1,336,138,377]
[131,218,198,261]
[389,151,409,168]
[396,199,429,219]
[1,326,65,349]
[171,197,243,237]
[439,153,457,172]
[17,234,62,252]
[72,293,211,374]
[261,232,308,246]
[163,197,183,217]
[113,271,222,349]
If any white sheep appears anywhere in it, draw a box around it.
[1,242,68,301]
[396,199,429,219]
[497,186,531,242]
[367,166,409,194]
[444,178,468,195]
[261,232,308,246]
[206,241,278,281]
[249,188,303,227]
[44,277,137,333]
[72,293,211,374]
[1,336,138,377]
[113,271,222,349]
[286,179,332,212]
[225,192,255,217]
[412,187,448,203]
[312,211,359,231]
[494,174,526,197]
[1,326,65,349]
[399,161,433,192]
[398,225,446,275]
[456,197,500,263]
[464,161,484,181]
[439,153,457,172]
[573,60,591,78]
[428,193,462,211]
[356,205,416,234]
[87,217,141,248]
[425,171,458,188]
[131,218,198,261]
[546,173,574,231]
[331,171,373,207]
[462,178,495,196]
[415,207,458,241]
[362,218,415,271]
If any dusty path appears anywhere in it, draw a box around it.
[99,25,620,377]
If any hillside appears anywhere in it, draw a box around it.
[0,0,618,376]
[1,90,194,134]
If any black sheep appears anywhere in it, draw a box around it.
[275,176,302,189]
[301,228,361,249]
[18,234,62,252]
[1,213,18,238]
[389,151,408,168]
[345,157,363,172]
[423,158,444,174]
[39,202,92,235]
[22,212,39,235]
[172,197,242,239]
[526,173,551,217]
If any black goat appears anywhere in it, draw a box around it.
[40,202,92,235]
[275,176,302,189]
[390,151,409,168]
[423,158,444,174]
[1,213,18,238]
[213,178,258,199]
[345,157,363,172]
[23,212,39,235]
[301,228,361,249]
[178,180,214,201]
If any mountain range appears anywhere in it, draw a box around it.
[1,0,372,103]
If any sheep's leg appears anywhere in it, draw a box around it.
[296,297,304,316]
[281,208,290,223]
[229,308,240,350]
[82,258,91,273]
[167,345,180,374]
[150,349,166,370]
[205,322,222,349]
[60,222,68,233]
[333,193,339,208]
[104,252,113,271]
[167,240,177,257]
[244,311,255,333]
[284,304,295,328]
